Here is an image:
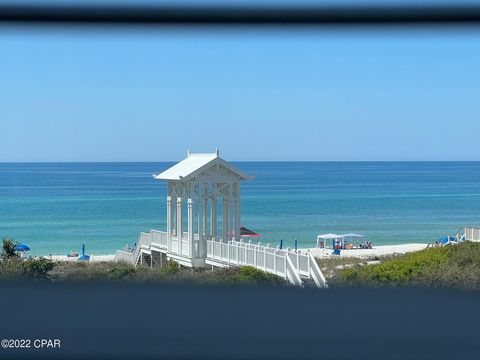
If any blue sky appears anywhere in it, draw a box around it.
[1,24,480,161]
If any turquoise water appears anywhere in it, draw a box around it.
[1,162,480,255]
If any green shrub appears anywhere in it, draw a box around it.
[106,262,138,280]
[1,238,19,260]
[24,258,55,280]
[159,260,180,276]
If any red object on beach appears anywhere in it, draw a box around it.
[240,226,261,237]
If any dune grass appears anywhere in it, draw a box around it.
[50,260,286,286]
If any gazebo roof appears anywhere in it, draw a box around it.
[153,150,253,181]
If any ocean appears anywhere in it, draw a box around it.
[1,162,480,256]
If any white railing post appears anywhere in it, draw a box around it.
[274,248,277,275]
[236,241,240,265]
[244,243,247,265]
[264,246,267,271]
[307,250,311,275]
[228,241,231,265]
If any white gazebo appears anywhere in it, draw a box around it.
[152,149,253,267]
[113,150,329,287]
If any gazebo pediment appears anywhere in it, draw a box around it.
[153,150,253,182]
[189,164,243,182]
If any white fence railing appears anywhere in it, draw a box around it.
[206,239,327,288]
[151,230,168,248]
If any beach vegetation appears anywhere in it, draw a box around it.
[51,261,139,281]
[159,260,180,276]
[46,261,286,286]
[1,238,54,280]
[23,258,55,280]
[329,241,480,289]
[1,238,19,260]
[316,256,373,278]
[0,258,54,281]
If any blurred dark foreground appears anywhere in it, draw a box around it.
[0,282,478,359]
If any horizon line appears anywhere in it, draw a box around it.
[2,160,480,164]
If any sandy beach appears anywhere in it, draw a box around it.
[47,254,116,262]
[46,243,429,262]
[306,243,428,259]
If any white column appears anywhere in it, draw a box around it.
[211,194,217,239]
[222,196,228,242]
[228,199,233,241]
[203,184,208,240]
[166,196,172,252]
[197,187,203,243]
[176,197,182,254]
[229,183,234,241]
[234,182,241,241]
[188,198,194,258]
[198,184,206,258]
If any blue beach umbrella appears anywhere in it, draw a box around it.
[15,244,30,252]
[77,243,90,262]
